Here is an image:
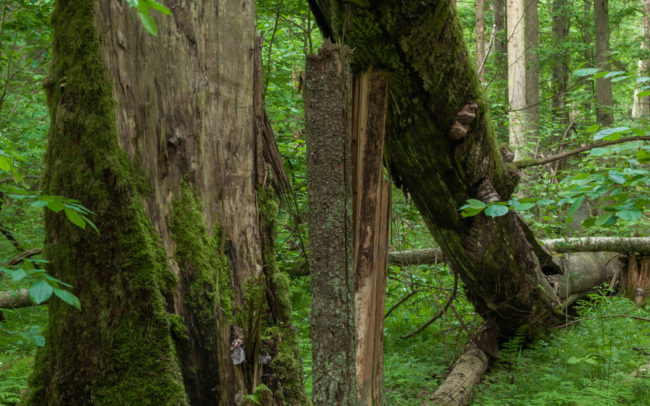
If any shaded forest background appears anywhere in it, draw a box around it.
[1,0,650,404]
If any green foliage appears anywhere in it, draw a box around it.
[473,294,650,405]
[125,0,171,36]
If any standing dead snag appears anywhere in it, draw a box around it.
[352,71,391,405]
[305,42,358,405]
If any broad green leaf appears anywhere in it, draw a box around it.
[567,196,585,217]
[592,71,608,79]
[5,268,27,281]
[31,199,48,208]
[573,68,600,77]
[53,288,81,310]
[595,213,613,226]
[567,356,580,364]
[461,199,487,210]
[586,124,600,133]
[47,200,65,213]
[637,89,650,98]
[485,204,509,218]
[31,334,46,347]
[588,148,608,157]
[616,208,642,221]
[608,171,626,184]
[65,208,86,229]
[593,126,630,141]
[29,280,53,304]
[637,76,650,83]
[0,155,11,171]
[604,71,625,79]
[581,217,596,227]
[145,0,172,15]
[138,12,158,36]
[536,199,555,207]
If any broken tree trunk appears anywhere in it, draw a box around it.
[306,0,638,344]
[352,71,391,406]
[305,42,358,406]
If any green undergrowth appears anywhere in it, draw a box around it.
[472,293,650,405]
[0,305,47,406]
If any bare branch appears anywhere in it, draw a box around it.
[514,136,650,169]
[400,273,458,339]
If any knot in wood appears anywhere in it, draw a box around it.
[477,178,500,203]
[449,121,468,141]
[457,103,478,125]
[167,134,183,146]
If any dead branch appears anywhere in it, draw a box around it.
[400,273,458,339]
[514,136,650,169]
[0,289,32,308]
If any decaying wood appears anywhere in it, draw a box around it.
[352,71,391,406]
[0,289,32,308]
[6,248,42,266]
[389,237,650,266]
[619,255,650,304]
[429,344,489,406]
[305,42,357,405]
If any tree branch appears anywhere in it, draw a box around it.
[514,136,650,169]
[400,273,458,339]
[383,288,426,319]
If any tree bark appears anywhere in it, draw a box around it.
[551,0,570,127]
[595,0,614,125]
[429,344,488,406]
[524,0,539,140]
[632,0,650,119]
[0,289,32,308]
[24,1,305,405]
[305,42,358,406]
[492,0,508,138]
[508,0,529,159]
[476,0,486,81]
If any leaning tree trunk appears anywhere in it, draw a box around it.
[23,1,306,405]
[306,0,619,347]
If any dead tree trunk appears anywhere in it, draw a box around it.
[24,1,306,405]
[305,42,358,406]
[595,0,614,125]
[352,72,391,406]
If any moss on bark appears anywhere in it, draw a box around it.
[22,1,188,404]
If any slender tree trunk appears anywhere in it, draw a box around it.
[24,1,305,405]
[583,0,595,116]
[476,0,486,81]
[632,0,650,119]
[492,0,508,138]
[551,0,570,150]
[524,0,539,141]
[595,0,614,125]
[508,0,529,159]
[305,42,358,406]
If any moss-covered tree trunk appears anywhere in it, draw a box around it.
[307,0,580,346]
[23,1,306,405]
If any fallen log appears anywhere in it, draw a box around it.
[428,344,489,406]
[388,237,650,266]
[0,289,32,309]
